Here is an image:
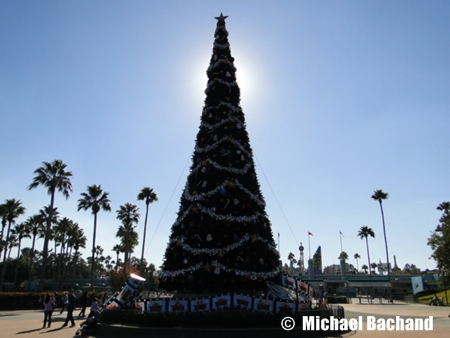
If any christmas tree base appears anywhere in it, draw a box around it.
[99,309,349,336]
[97,325,349,338]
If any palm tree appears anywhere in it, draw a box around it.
[105,255,113,272]
[361,264,368,274]
[54,217,76,288]
[371,262,378,275]
[95,245,105,272]
[137,187,158,264]
[77,184,111,291]
[338,251,349,275]
[357,226,375,277]
[39,206,59,282]
[116,223,139,271]
[0,199,26,291]
[338,251,348,261]
[0,203,8,261]
[11,222,31,290]
[69,225,86,286]
[116,203,140,272]
[28,159,73,291]
[287,252,297,272]
[6,233,18,259]
[371,189,390,278]
[112,244,123,270]
[354,253,361,273]
[25,214,45,290]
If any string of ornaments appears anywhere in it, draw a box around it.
[159,261,280,279]
[169,233,278,256]
[183,179,265,207]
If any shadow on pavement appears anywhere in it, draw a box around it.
[17,327,43,334]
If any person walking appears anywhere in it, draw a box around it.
[62,289,76,327]
[59,291,68,314]
[78,291,88,317]
[43,293,56,328]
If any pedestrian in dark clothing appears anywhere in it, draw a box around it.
[78,291,88,317]
[62,289,76,327]
[43,293,56,328]
[59,291,68,314]
[101,292,108,307]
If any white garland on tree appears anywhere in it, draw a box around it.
[211,261,281,280]
[168,233,278,256]
[207,59,236,74]
[191,158,252,175]
[183,179,265,207]
[199,116,246,136]
[203,101,241,114]
[159,261,280,279]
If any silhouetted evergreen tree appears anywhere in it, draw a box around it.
[160,14,280,293]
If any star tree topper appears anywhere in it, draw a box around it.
[215,13,228,24]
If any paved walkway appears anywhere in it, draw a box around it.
[340,298,450,338]
[0,309,97,338]
[0,300,448,338]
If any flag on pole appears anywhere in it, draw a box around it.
[308,231,313,236]
[340,230,344,237]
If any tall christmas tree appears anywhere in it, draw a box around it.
[159,14,280,293]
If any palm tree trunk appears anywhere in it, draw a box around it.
[141,203,149,265]
[379,201,390,278]
[365,237,371,277]
[39,191,55,292]
[0,220,14,291]
[90,213,98,291]
[125,231,129,275]
[28,234,36,291]
[71,250,77,289]
[13,240,22,291]
[0,221,6,261]
[61,243,68,289]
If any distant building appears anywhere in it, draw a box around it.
[377,262,391,275]
[323,263,350,275]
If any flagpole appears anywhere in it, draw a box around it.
[308,233,311,260]
[340,230,343,253]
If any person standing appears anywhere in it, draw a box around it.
[88,297,99,318]
[62,289,76,327]
[43,293,56,328]
[59,291,68,314]
[78,291,88,317]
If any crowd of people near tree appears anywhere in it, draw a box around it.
[39,289,107,328]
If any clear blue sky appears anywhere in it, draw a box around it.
[1,1,449,273]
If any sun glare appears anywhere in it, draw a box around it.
[185,45,262,118]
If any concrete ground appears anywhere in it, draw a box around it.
[0,309,97,338]
[0,299,448,338]
[340,298,450,338]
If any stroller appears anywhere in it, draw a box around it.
[75,310,100,336]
